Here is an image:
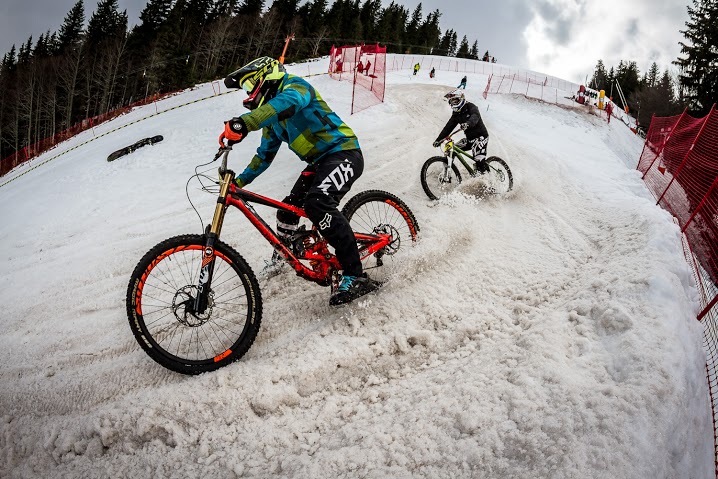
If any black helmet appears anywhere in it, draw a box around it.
[224,57,287,110]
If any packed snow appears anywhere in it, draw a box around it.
[0,57,712,478]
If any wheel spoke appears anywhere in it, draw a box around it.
[128,236,262,373]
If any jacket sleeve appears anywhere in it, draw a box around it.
[235,127,282,186]
[436,115,460,142]
[464,103,481,129]
[240,81,312,131]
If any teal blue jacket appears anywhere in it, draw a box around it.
[235,74,360,186]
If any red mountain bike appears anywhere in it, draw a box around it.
[126,147,420,374]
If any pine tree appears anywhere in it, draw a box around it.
[18,37,33,64]
[33,33,47,58]
[298,0,328,35]
[236,0,265,17]
[469,40,478,60]
[58,0,85,50]
[2,45,17,72]
[590,59,608,90]
[86,0,128,46]
[210,0,240,19]
[375,2,408,52]
[456,35,470,58]
[405,3,423,49]
[448,30,457,56]
[415,9,440,54]
[137,0,174,35]
[631,67,681,126]
[359,0,381,42]
[645,62,659,88]
[675,0,718,114]
[437,29,453,56]
[299,0,330,56]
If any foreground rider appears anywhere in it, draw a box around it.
[433,89,490,173]
[218,56,377,306]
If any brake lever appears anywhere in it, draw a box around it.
[213,146,231,161]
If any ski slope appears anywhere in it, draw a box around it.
[0,59,712,478]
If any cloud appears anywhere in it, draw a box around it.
[521,0,689,83]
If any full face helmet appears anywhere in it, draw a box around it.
[224,57,287,110]
[444,89,466,112]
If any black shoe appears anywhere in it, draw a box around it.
[329,273,381,306]
[475,160,489,174]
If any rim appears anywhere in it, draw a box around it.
[136,245,252,364]
[348,199,417,283]
[425,160,460,198]
[485,161,512,194]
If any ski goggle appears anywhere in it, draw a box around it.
[242,78,257,93]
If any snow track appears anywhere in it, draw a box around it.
[0,67,712,478]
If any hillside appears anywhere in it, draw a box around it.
[0,59,712,478]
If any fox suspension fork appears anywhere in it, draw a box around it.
[193,169,234,314]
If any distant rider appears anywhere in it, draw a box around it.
[433,89,490,173]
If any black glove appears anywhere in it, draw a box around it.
[219,117,248,146]
[433,140,442,148]
[460,123,469,130]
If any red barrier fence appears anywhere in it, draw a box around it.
[0,92,175,177]
[329,44,386,114]
[637,105,718,476]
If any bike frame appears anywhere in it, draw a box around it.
[439,130,504,180]
[443,139,478,176]
[193,147,392,313]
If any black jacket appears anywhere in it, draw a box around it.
[435,101,488,142]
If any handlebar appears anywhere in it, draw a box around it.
[214,145,233,172]
[435,128,463,149]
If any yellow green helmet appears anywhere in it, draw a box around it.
[224,57,287,110]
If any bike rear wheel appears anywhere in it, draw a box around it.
[421,156,462,200]
[126,234,262,375]
[484,156,513,194]
[342,190,420,284]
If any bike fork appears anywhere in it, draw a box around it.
[443,154,456,182]
[193,171,233,314]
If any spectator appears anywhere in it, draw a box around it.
[357,61,364,74]
[605,101,614,124]
[365,59,371,75]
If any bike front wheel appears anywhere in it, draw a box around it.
[483,156,514,194]
[126,234,262,375]
[420,156,462,200]
[342,190,420,284]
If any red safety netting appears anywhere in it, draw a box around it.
[638,109,718,282]
[329,44,386,114]
[637,105,718,477]
[0,91,175,178]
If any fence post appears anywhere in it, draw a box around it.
[641,108,687,179]
[656,105,716,210]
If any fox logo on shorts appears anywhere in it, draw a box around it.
[319,161,354,194]
[319,213,332,230]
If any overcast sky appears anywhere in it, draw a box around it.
[0,0,690,83]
